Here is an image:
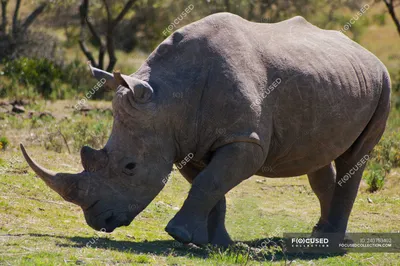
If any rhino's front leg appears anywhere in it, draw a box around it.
[166,142,264,245]
[178,162,232,246]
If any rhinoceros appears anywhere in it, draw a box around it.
[21,12,390,246]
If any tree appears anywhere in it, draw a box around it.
[0,0,7,33]
[381,0,400,36]
[0,0,47,38]
[0,0,48,58]
[78,0,136,72]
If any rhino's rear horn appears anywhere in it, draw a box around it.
[88,62,119,91]
[81,146,109,172]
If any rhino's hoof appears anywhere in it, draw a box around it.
[311,222,337,236]
[209,230,233,247]
[165,221,208,245]
[165,225,192,243]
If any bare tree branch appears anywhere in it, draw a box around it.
[79,0,136,71]
[111,0,136,29]
[12,0,21,37]
[79,0,97,66]
[102,0,115,72]
[106,32,116,72]
[0,0,7,33]
[21,3,47,33]
[86,18,102,46]
[86,17,105,69]
[79,39,97,65]
[383,0,400,36]
[102,0,112,22]
[57,129,71,154]
[105,0,136,71]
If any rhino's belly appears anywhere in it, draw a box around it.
[258,145,342,178]
[258,132,356,177]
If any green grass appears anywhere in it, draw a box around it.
[1,101,400,265]
[1,149,400,265]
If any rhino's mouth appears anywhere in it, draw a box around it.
[103,213,119,232]
[104,213,133,232]
[87,210,134,233]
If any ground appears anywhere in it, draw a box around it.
[0,100,400,265]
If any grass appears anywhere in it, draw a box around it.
[0,100,400,265]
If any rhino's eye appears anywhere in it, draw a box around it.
[125,163,136,170]
[121,159,136,176]
[122,162,136,176]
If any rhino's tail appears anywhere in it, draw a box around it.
[346,70,391,160]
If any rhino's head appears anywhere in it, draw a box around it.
[21,64,176,232]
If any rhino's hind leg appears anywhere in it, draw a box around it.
[319,78,390,239]
[307,163,335,234]
[166,142,264,246]
[321,154,368,239]
[177,163,233,246]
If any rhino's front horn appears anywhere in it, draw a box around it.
[20,144,83,204]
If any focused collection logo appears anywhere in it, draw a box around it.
[290,237,329,248]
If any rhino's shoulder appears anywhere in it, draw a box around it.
[201,12,247,25]
[271,15,319,33]
[181,12,248,36]
[281,16,311,26]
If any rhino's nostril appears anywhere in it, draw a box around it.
[125,163,136,170]
[105,214,115,224]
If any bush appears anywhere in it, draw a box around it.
[370,132,400,169]
[0,136,9,151]
[2,57,63,98]
[364,130,400,192]
[364,162,386,192]
[0,57,95,100]
[389,69,400,110]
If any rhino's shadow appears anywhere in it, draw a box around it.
[24,233,343,262]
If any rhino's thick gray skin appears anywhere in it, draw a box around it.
[21,13,390,247]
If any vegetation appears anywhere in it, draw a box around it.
[0,57,92,99]
[365,110,400,191]
[0,136,8,150]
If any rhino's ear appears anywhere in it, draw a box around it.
[87,62,119,91]
[113,71,154,103]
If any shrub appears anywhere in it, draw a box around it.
[0,136,9,151]
[370,132,400,169]
[364,162,386,192]
[0,57,95,100]
[1,57,63,98]
[364,130,400,192]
